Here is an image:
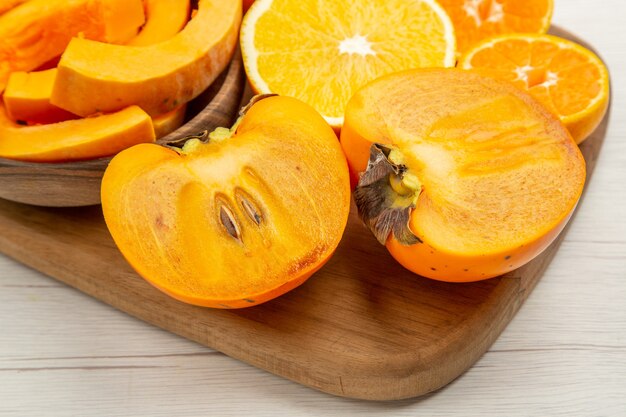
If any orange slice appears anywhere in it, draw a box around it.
[240,0,455,128]
[460,33,610,144]
[438,0,553,55]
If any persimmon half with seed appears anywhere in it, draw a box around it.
[102,96,350,308]
[341,69,586,282]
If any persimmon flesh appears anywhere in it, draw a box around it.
[341,69,586,282]
[102,96,351,308]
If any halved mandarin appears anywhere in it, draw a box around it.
[341,69,585,282]
[102,96,351,308]
[460,33,610,144]
[437,0,553,55]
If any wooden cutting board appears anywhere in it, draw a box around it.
[0,29,609,401]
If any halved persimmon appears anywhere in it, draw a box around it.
[102,96,351,308]
[341,69,586,282]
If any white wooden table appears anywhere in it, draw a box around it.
[1,2,625,416]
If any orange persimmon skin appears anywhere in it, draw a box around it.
[102,96,351,308]
[341,69,585,282]
[387,212,574,282]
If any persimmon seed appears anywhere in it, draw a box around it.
[241,197,262,225]
[219,205,241,242]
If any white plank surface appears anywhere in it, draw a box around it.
[1,1,625,415]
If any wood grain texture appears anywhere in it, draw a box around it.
[0,50,245,208]
[0,28,610,398]
[1,6,626,414]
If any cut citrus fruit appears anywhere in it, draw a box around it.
[437,0,553,55]
[460,33,610,144]
[341,69,585,282]
[240,0,455,128]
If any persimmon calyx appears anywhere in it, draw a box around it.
[209,93,278,140]
[167,94,280,152]
[354,143,423,246]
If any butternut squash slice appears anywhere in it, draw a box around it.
[0,104,155,162]
[3,69,77,124]
[128,0,190,46]
[2,66,164,153]
[0,0,145,91]
[153,105,187,138]
[3,0,189,125]
[51,0,241,117]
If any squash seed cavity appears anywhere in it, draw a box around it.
[354,143,423,246]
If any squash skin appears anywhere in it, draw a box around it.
[0,104,155,162]
[51,0,241,117]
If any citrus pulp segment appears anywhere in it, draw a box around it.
[460,33,610,144]
[437,0,553,55]
[240,0,456,127]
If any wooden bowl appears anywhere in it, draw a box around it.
[0,51,245,207]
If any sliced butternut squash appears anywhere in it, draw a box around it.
[128,0,190,46]
[51,0,241,117]
[153,105,187,139]
[3,69,77,124]
[0,0,145,91]
[0,104,155,162]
